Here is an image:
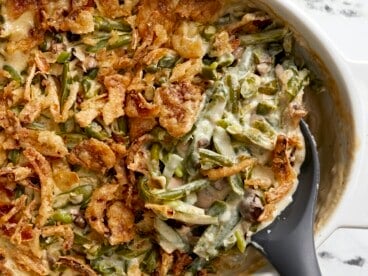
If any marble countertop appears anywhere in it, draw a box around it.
[291,1,368,276]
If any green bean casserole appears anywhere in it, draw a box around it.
[0,0,311,274]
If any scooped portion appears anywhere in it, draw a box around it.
[0,0,309,275]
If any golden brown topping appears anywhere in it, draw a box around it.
[172,21,207,59]
[42,225,74,250]
[265,135,296,204]
[126,134,153,175]
[202,158,256,180]
[58,256,97,276]
[107,201,135,245]
[102,74,127,125]
[155,82,203,138]
[158,251,174,276]
[175,0,223,23]
[60,9,95,34]
[18,129,68,158]
[85,183,123,235]
[23,147,55,227]
[129,117,157,141]
[125,92,160,118]
[68,138,116,173]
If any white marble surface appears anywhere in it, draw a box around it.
[291,1,368,275]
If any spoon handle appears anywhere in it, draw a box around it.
[264,229,321,276]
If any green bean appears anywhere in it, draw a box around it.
[8,149,20,164]
[240,73,260,99]
[202,25,217,40]
[25,122,47,130]
[174,163,184,178]
[213,126,236,159]
[252,119,276,138]
[227,125,274,151]
[56,51,71,63]
[94,16,131,32]
[226,74,240,113]
[60,62,69,107]
[86,39,108,53]
[107,34,131,50]
[150,143,161,161]
[147,200,218,225]
[218,53,235,67]
[258,79,279,95]
[139,177,209,202]
[256,101,277,115]
[140,249,157,274]
[158,55,178,68]
[228,174,244,196]
[154,218,189,253]
[145,64,158,74]
[199,148,233,167]
[207,200,227,216]
[85,121,110,140]
[51,209,73,224]
[3,64,22,84]
[86,68,99,79]
[202,61,218,80]
[60,118,75,133]
[193,203,240,260]
[61,133,86,149]
[162,154,183,181]
[235,228,246,253]
[240,28,289,46]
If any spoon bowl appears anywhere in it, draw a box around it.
[252,120,321,276]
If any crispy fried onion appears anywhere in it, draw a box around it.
[265,135,297,204]
[23,147,55,227]
[126,134,154,176]
[57,256,97,276]
[18,129,69,158]
[202,158,256,180]
[68,138,116,173]
[0,195,27,226]
[129,117,157,141]
[258,135,297,222]
[102,74,127,125]
[125,92,160,118]
[42,225,74,251]
[85,184,135,244]
[155,82,203,137]
[0,166,33,186]
[3,242,50,275]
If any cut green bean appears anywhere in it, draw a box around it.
[3,64,22,84]
[227,124,274,151]
[140,249,157,274]
[51,209,73,224]
[235,228,247,253]
[158,55,178,68]
[60,62,69,107]
[107,34,131,50]
[56,51,71,63]
[8,149,20,164]
[199,148,233,167]
[240,28,289,46]
[139,177,209,202]
[85,121,110,140]
[202,62,218,80]
[228,174,244,195]
[202,25,217,40]
[94,16,132,32]
[154,218,189,253]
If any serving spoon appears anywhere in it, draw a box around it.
[252,120,321,276]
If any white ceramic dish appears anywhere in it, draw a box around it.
[233,0,368,274]
[257,0,368,245]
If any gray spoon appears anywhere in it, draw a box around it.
[252,120,321,276]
